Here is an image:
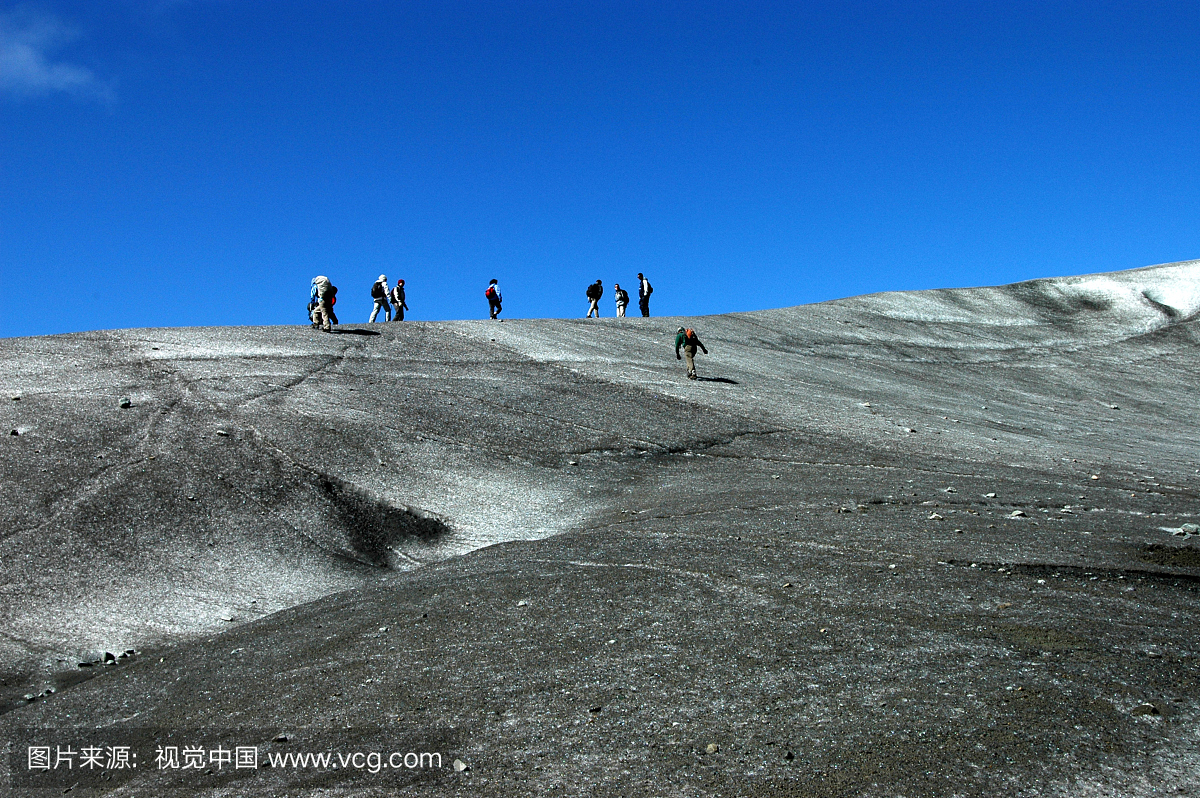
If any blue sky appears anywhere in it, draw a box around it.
[2,1,1199,336]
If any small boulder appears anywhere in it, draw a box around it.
[453,759,469,772]
[705,743,719,754]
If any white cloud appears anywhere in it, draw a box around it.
[0,8,112,101]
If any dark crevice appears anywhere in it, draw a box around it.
[315,474,450,566]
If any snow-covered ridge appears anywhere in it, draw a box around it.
[852,259,1200,330]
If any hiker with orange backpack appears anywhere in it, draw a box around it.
[674,326,708,380]
[486,279,502,319]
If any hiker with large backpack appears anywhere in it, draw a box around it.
[638,273,653,317]
[675,326,708,380]
[390,279,408,321]
[311,276,338,332]
[486,279,502,319]
[614,283,630,317]
[369,275,392,323]
[585,280,604,318]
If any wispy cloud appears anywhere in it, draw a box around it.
[0,7,112,101]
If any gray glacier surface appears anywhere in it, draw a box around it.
[2,260,1200,796]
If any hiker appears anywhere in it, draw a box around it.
[675,326,708,380]
[614,283,629,317]
[369,275,392,322]
[638,273,653,317]
[310,276,338,332]
[486,279,502,319]
[586,280,603,318]
[390,279,408,321]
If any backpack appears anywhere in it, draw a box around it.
[371,282,384,299]
[685,328,696,343]
[645,280,653,296]
[485,286,496,299]
[329,285,337,305]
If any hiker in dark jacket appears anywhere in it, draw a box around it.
[586,280,604,318]
[675,326,708,380]
[614,283,630,317]
[486,279,502,319]
[638,273,653,317]
[369,275,392,323]
[390,279,408,321]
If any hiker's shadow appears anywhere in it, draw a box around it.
[334,328,382,336]
[697,376,739,384]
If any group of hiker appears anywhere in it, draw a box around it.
[309,274,408,331]
[584,273,652,318]
[307,271,710,378]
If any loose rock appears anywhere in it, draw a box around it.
[119,396,132,408]
[453,759,470,772]
[705,743,719,754]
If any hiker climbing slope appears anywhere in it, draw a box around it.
[675,326,708,380]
